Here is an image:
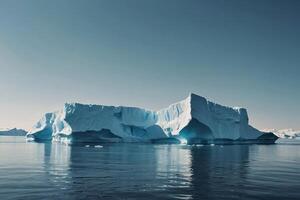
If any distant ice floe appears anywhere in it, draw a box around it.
[0,128,27,136]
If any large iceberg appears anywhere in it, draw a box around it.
[27,93,278,144]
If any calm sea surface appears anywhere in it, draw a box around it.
[0,136,299,200]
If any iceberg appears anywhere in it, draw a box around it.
[26,93,278,144]
[263,128,300,139]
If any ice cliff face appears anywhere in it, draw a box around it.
[27,93,277,144]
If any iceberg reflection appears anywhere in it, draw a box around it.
[41,143,252,199]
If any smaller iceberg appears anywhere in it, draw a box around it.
[263,129,300,139]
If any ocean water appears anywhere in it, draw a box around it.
[0,137,299,200]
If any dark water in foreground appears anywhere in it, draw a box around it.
[0,137,300,200]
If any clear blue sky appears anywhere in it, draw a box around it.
[0,0,299,130]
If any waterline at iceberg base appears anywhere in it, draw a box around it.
[26,93,278,145]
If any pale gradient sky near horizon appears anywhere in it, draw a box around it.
[0,0,299,130]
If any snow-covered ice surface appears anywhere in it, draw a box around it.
[27,93,278,144]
